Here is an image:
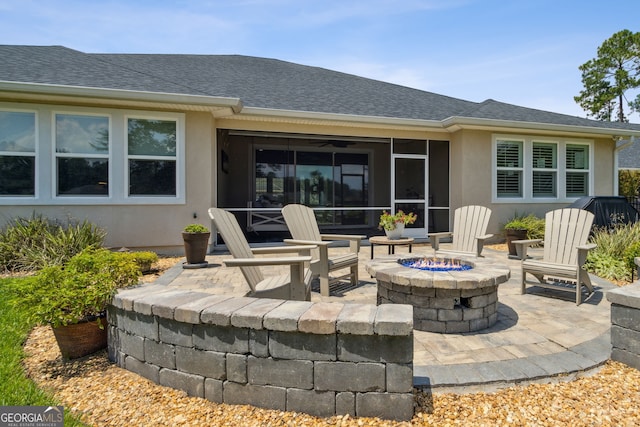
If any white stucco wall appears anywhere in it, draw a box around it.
[0,98,621,251]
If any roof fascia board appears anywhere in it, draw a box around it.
[240,106,445,129]
[443,116,640,138]
[0,81,243,112]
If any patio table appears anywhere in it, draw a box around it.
[369,236,414,259]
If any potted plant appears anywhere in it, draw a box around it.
[378,210,417,239]
[503,213,545,256]
[11,247,141,359]
[182,223,210,267]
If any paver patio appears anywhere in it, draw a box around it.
[156,241,613,393]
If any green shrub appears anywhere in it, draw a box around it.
[130,251,159,273]
[0,214,106,272]
[183,223,209,233]
[623,241,640,279]
[9,247,141,328]
[584,254,631,283]
[619,169,640,199]
[503,213,545,240]
[586,222,640,282]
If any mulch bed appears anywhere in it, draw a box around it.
[19,255,640,426]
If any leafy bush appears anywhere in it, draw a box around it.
[623,241,640,279]
[130,251,159,273]
[619,169,640,199]
[584,253,631,283]
[183,223,209,233]
[503,213,545,240]
[0,214,106,272]
[9,247,141,328]
[586,222,640,282]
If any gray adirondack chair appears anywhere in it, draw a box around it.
[208,208,314,301]
[514,208,596,305]
[281,204,365,297]
[428,205,493,257]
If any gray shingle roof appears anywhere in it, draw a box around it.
[3,45,640,132]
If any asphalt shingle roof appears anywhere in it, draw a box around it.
[3,45,640,132]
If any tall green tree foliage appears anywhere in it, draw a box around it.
[575,29,640,122]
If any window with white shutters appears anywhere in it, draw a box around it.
[493,136,592,202]
[532,142,557,197]
[495,140,523,198]
[565,144,589,197]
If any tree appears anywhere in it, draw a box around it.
[574,29,640,122]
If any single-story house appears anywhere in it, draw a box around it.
[2,45,640,253]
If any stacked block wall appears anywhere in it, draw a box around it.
[108,287,414,421]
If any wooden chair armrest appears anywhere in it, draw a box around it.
[284,238,331,247]
[320,234,365,252]
[428,232,452,238]
[252,245,316,255]
[475,234,494,257]
[511,239,542,246]
[577,243,597,251]
[512,239,543,260]
[320,234,365,241]
[428,232,452,251]
[577,243,596,266]
[224,256,312,267]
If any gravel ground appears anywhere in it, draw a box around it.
[22,326,640,426]
[20,255,640,426]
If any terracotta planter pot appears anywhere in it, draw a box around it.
[506,229,528,256]
[182,232,211,264]
[52,316,108,360]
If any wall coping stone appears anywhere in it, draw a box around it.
[263,301,315,331]
[607,282,640,310]
[336,304,377,335]
[299,302,344,334]
[231,299,285,329]
[174,295,233,324]
[201,297,255,325]
[114,288,413,337]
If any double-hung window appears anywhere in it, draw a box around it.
[0,111,36,196]
[55,113,109,196]
[127,117,177,196]
[532,142,557,198]
[565,144,590,197]
[493,135,591,201]
[495,139,523,198]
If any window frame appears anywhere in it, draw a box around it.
[125,114,181,198]
[0,108,38,198]
[53,111,111,198]
[531,141,558,198]
[0,102,185,205]
[494,139,524,199]
[492,134,593,203]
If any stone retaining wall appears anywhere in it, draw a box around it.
[607,283,640,370]
[107,285,415,421]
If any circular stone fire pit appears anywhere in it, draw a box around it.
[365,255,510,333]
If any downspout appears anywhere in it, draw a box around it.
[614,135,636,196]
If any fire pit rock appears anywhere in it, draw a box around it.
[366,254,511,333]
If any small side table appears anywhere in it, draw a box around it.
[369,236,414,259]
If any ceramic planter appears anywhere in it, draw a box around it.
[384,223,405,240]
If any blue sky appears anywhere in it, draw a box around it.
[2,0,640,121]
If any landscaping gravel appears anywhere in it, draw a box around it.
[23,325,640,426]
